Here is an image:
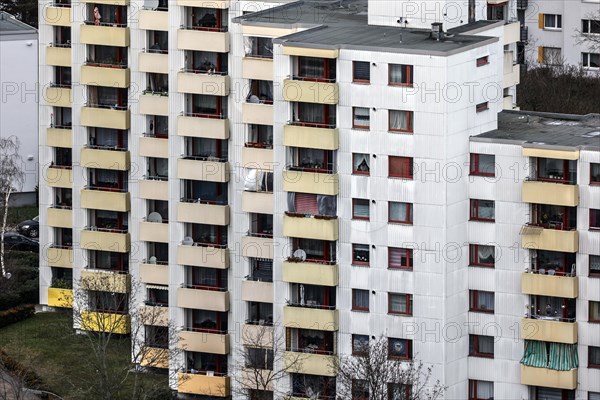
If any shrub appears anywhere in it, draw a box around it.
[0,304,35,329]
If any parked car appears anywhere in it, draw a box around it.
[2,232,39,252]
[17,215,39,238]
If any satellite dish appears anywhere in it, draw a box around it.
[293,249,307,261]
[147,212,162,223]
[149,256,157,264]
[182,236,194,246]
[144,0,159,10]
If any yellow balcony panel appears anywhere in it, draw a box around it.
[80,0,129,5]
[81,106,130,130]
[520,365,577,390]
[45,166,72,188]
[283,214,339,241]
[140,347,169,369]
[240,368,274,391]
[521,227,578,253]
[47,288,72,308]
[177,373,230,397]
[80,229,130,253]
[80,24,130,47]
[81,311,130,334]
[284,351,336,377]
[177,115,229,140]
[241,280,273,303]
[504,21,520,45]
[139,263,168,285]
[242,57,273,81]
[177,0,230,8]
[177,287,229,312]
[283,306,338,331]
[47,128,72,148]
[241,191,273,215]
[521,272,578,298]
[139,52,169,74]
[177,244,229,269]
[140,305,169,327]
[139,221,169,243]
[522,181,579,207]
[81,270,130,293]
[283,124,339,150]
[179,331,230,354]
[177,158,229,183]
[241,235,273,260]
[283,261,338,287]
[241,25,297,37]
[520,317,577,344]
[47,246,73,268]
[241,146,273,171]
[45,86,72,107]
[139,94,169,116]
[46,46,71,67]
[47,207,72,229]
[139,179,169,201]
[242,324,273,348]
[80,147,130,171]
[139,9,168,31]
[283,46,338,59]
[283,79,339,104]
[139,136,168,159]
[177,29,229,53]
[177,72,230,96]
[283,170,339,196]
[177,202,230,226]
[503,63,520,88]
[522,147,579,161]
[81,65,130,88]
[242,102,273,125]
[43,6,71,27]
[80,189,130,212]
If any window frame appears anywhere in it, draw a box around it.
[352,288,370,312]
[590,163,600,185]
[476,102,489,113]
[468,379,494,400]
[352,334,369,356]
[388,383,412,400]
[388,156,414,179]
[469,290,495,313]
[388,201,413,224]
[544,14,563,30]
[470,199,495,222]
[469,244,495,268]
[582,19,600,35]
[591,209,600,230]
[352,107,370,130]
[476,56,489,67]
[588,346,600,369]
[388,247,413,270]
[352,153,371,176]
[590,255,600,277]
[469,334,494,358]
[582,52,600,69]
[388,293,413,316]
[352,244,370,266]
[388,337,412,360]
[388,63,413,86]
[388,110,414,133]
[352,198,370,221]
[352,61,371,83]
[470,153,495,177]
[590,301,600,323]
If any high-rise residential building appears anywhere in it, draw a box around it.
[37,0,599,399]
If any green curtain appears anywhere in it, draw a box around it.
[520,340,578,371]
[520,340,548,368]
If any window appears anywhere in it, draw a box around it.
[591,163,600,184]
[470,199,495,221]
[590,255,600,277]
[469,380,493,400]
[541,47,562,65]
[389,247,413,270]
[590,301,600,322]
[589,346,600,368]
[352,199,370,220]
[352,379,369,400]
[591,209,600,230]
[590,393,600,400]
[389,64,413,86]
[470,153,495,176]
[389,156,413,179]
[353,153,370,175]
[353,61,370,83]
[388,383,412,400]
[469,290,494,313]
[297,56,336,81]
[353,107,370,129]
[469,335,494,358]
[389,293,412,315]
[583,52,600,69]
[352,334,369,355]
[476,56,489,67]
[389,110,413,132]
[469,244,495,267]
[388,338,412,360]
[352,289,369,311]
[582,19,600,35]
[476,102,489,112]
[353,244,370,265]
[537,158,576,183]
[543,14,562,30]
[389,202,413,224]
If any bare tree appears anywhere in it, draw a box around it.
[330,336,444,400]
[0,137,25,280]
[574,12,600,53]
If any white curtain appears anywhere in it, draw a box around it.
[390,202,410,222]
[390,294,407,313]
[297,103,323,124]
[299,57,324,78]
[353,289,369,308]
[353,154,370,172]
[478,336,494,354]
[479,291,494,310]
[389,64,404,82]
[389,110,409,130]
[243,37,253,56]
[476,381,493,399]
[477,245,495,264]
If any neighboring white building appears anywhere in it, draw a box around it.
[0,11,38,205]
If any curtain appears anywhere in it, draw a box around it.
[390,294,407,313]
[521,340,548,368]
[590,301,600,320]
[353,154,370,172]
[548,343,578,371]
[353,290,369,308]
[477,200,495,219]
[390,202,409,222]
[287,192,296,213]
[479,291,494,310]
[476,381,493,399]
[477,245,495,264]
[297,103,323,124]
[389,248,409,267]
[390,110,409,130]
[299,57,324,78]
[317,195,337,216]
[243,37,253,56]
[478,154,495,174]
[244,169,258,191]
[478,336,494,354]
[389,64,404,82]
[389,156,412,177]
[591,255,600,273]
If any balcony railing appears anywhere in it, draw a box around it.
[83,20,127,28]
[182,283,227,292]
[86,102,128,111]
[85,225,128,234]
[286,301,336,311]
[183,25,228,33]
[85,185,128,193]
[183,111,226,120]
[289,121,336,129]
[291,75,336,83]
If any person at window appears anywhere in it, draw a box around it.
[93,7,101,26]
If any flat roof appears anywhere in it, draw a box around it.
[0,12,36,33]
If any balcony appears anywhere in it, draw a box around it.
[140,347,169,369]
[81,270,130,293]
[80,0,129,4]
[284,351,336,377]
[139,52,168,74]
[177,244,229,269]
[177,72,230,96]
[47,207,72,228]
[242,57,273,81]
[139,136,168,159]
[241,191,273,215]
[139,94,168,116]
[283,169,339,196]
[43,5,70,27]
[177,287,229,312]
[139,9,168,31]
[46,166,72,188]
[45,86,72,107]
[81,105,130,130]
[504,21,520,45]
[241,280,273,303]
[283,79,339,105]
[520,317,577,344]
[80,188,130,212]
[241,146,273,171]
[241,235,273,260]
[283,306,338,331]
[47,288,72,308]
[521,226,579,253]
[177,115,229,139]
[503,63,520,88]
[177,373,230,397]
[80,24,130,47]
[140,305,169,327]
[47,246,73,268]
[283,124,339,150]
[522,147,579,161]
[242,324,273,347]
[139,221,169,243]
[177,158,229,183]
[177,201,229,226]
[177,0,230,7]
[80,147,130,171]
[520,365,577,390]
[177,29,229,53]
[46,46,71,67]
[81,65,130,88]
[80,228,130,253]
[283,214,339,241]
[139,178,168,201]
[139,263,168,285]
[522,272,578,298]
[242,103,273,125]
[283,261,338,287]
[179,330,230,354]
[81,312,130,334]
[47,127,72,148]
[522,181,579,207]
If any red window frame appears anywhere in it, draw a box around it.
[388,293,412,315]
[388,338,412,360]
[476,102,489,112]
[590,301,600,323]
[388,247,413,270]
[591,163,600,185]
[353,153,370,176]
[352,107,370,130]
[352,244,370,266]
[476,56,489,67]
[388,156,413,179]
[469,380,493,400]
[536,158,572,184]
[297,56,334,82]
[469,334,494,358]
[469,290,494,313]
[388,202,413,224]
[352,289,369,311]
[589,346,600,368]
[470,199,495,222]
[352,61,370,83]
[469,244,495,267]
[351,334,369,356]
[388,64,413,86]
[352,198,370,221]
[388,110,414,133]
[590,209,600,230]
[590,255,600,277]
[470,153,495,177]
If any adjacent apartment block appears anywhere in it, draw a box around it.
[38,0,599,399]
